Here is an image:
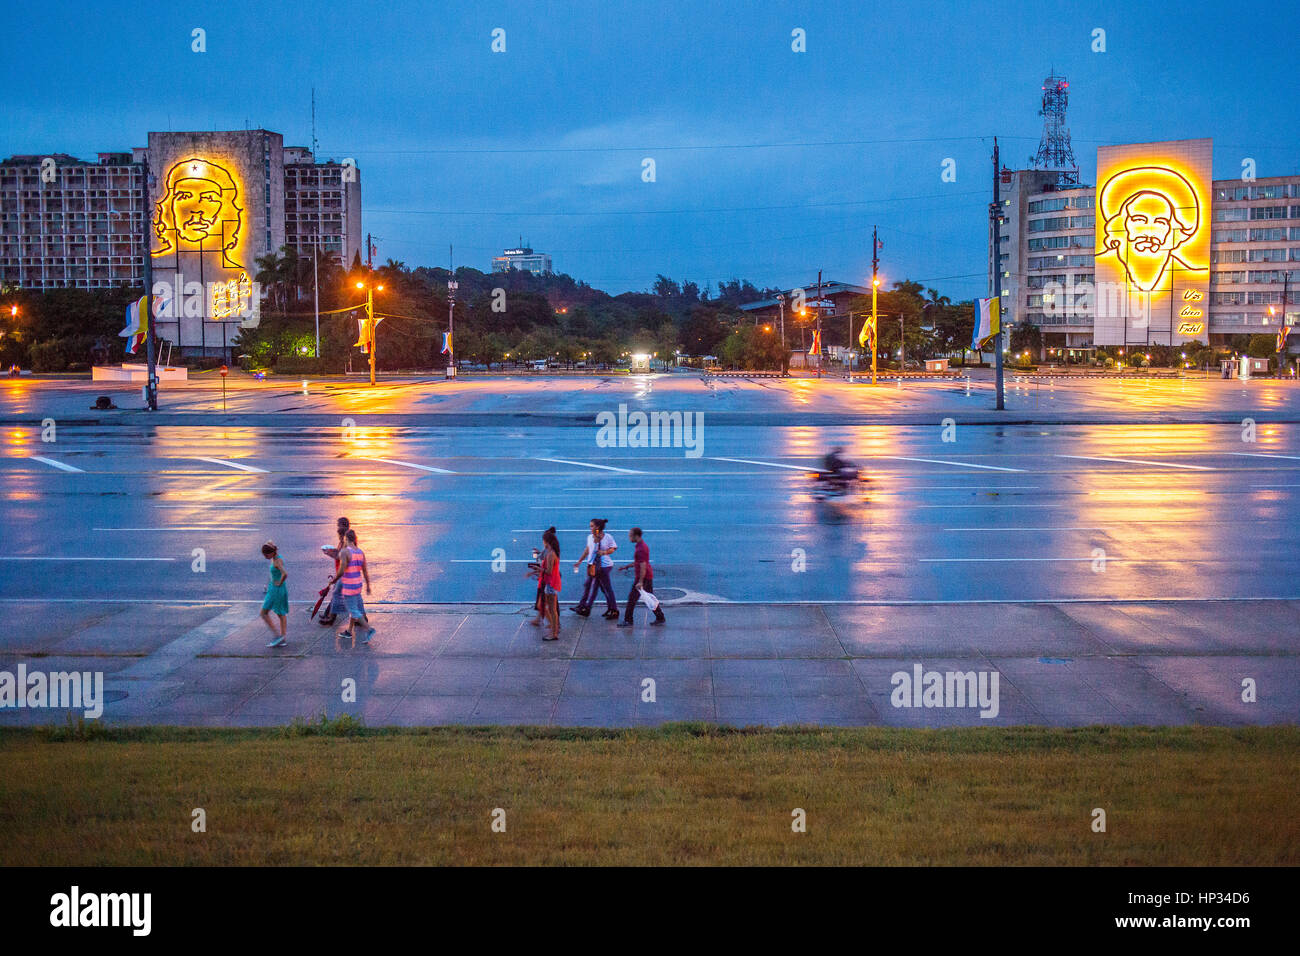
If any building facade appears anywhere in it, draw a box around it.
[992,138,1299,350]
[491,245,552,275]
[1,129,362,358]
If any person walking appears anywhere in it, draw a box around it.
[319,516,350,627]
[617,527,665,628]
[527,526,557,627]
[538,528,562,641]
[260,541,290,647]
[572,517,619,619]
[336,528,374,644]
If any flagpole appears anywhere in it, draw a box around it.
[992,138,1005,411]
[871,225,879,386]
[141,155,157,411]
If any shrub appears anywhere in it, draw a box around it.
[273,354,347,375]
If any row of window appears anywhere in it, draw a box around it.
[1211,270,1296,284]
[1028,235,1093,251]
[1028,215,1095,232]
[1214,205,1300,221]
[1027,274,1070,289]
[1213,247,1300,263]
[0,276,142,288]
[1,188,141,199]
[1027,195,1094,213]
[1215,184,1300,201]
[1028,254,1095,269]
[1211,291,1286,305]
[1211,227,1300,242]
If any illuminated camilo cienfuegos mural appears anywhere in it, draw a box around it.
[1093,139,1212,347]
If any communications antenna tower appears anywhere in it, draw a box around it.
[1030,72,1079,186]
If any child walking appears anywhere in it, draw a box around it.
[260,541,289,647]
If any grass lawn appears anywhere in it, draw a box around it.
[1,721,1296,865]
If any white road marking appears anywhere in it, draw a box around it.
[876,456,1025,473]
[193,456,269,473]
[449,559,536,563]
[359,456,456,474]
[943,527,1109,532]
[559,487,701,492]
[534,457,643,473]
[708,457,812,472]
[530,505,686,509]
[93,527,258,532]
[892,485,1041,491]
[0,556,177,562]
[1229,452,1300,461]
[30,455,84,473]
[919,557,1125,563]
[1056,454,1211,471]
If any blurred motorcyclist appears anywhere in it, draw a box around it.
[822,446,851,478]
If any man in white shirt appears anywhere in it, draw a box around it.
[571,517,619,619]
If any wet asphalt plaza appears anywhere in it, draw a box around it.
[1,371,1297,727]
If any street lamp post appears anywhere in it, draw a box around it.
[138,156,157,411]
[775,293,785,375]
[871,277,880,385]
[447,278,458,378]
[312,233,320,358]
[355,280,383,385]
[1277,271,1293,378]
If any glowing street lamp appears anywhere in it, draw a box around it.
[354,280,384,385]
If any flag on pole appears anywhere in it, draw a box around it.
[858,317,875,350]
[973,296,1001,350]
[119,295,148,354]
[441,331,453,355]
[809,329,822,356]
[354,315,370,353]
[1279,323,1292,354]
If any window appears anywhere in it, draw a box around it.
[1213,229,1248,242]
[1247,291,1283,305]
[1028,198,1068,213]
[1028,236,1071,251]
[1250,228,1286,242]
[1250,206,1287,220]
[1212,291,1244,305]
[1216,207,1248,222]
[1211,270,1245,285]
[1212,249,1247,263]
[1029,216,1071,232]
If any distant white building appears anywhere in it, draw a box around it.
[492,244,551,275]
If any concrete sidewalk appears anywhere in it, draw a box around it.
[1,600,1296,728]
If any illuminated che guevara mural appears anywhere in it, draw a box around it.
[1092,139,1212,346]
[151,156,254,323]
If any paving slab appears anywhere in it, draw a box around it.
[1,599,1296,729]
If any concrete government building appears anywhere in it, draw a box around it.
[0,129,362,357]
[990,137,1299,351]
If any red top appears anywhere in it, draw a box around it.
[544,550,562,590]
[634,540,653,580]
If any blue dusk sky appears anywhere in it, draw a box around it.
[3,0,1297,299]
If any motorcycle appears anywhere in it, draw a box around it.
[809,465,867,500]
